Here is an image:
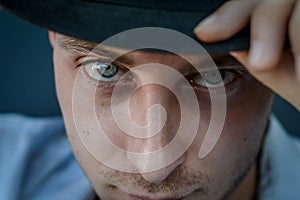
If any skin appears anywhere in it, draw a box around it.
[48,0,300,199]
[50,32,273,200]
[194,0,300,111]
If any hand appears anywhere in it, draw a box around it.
[194,0,300,111]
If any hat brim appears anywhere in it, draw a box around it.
[0,0,250,53]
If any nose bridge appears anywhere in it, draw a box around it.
[128,82,179,151]
[126,84,186,183]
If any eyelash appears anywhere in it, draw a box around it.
[78,60,131,89]
[189,68,247,95]
[77,59,248,90]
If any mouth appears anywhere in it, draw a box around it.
[112,184,189,200]
[112,180,202,200]
[128,194,185,200]
[119,187,189,200]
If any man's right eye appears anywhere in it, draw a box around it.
[83,61,122,82]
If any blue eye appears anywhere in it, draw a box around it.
[84,61,121,82]
[96,62,119,78]
[191,69,237,88]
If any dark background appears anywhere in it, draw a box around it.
[0,10,299,137]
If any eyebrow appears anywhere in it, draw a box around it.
[57,36,114,56]
[57,36,245,70]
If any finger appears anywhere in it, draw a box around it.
[194,0,257,43]
[248,0,295,70]
[231,51,300,111]
[289,0,300,81]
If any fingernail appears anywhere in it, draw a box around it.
[296,56,300,82]
[194,14,216,33]
[248,41,267,70]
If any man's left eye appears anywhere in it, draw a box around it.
[190,69,238,88]
[84,61,122,82]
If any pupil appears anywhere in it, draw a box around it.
[96,63,118,78]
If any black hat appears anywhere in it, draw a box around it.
[0,0,250,53]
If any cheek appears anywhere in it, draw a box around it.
[216,75,273,158]
[53,47,77,115]
[230,84,273,163]
[224,76,274,154]
[184,77,273,191]
[53,48,96,166]
[53,49,111,189]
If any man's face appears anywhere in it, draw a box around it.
[50,32,274,200]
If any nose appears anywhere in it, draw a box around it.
[138,153,186,183]
[125,81,186,183]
